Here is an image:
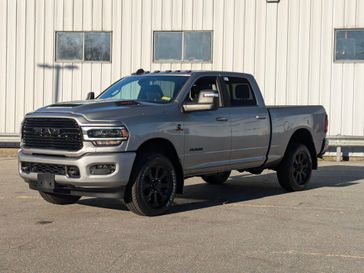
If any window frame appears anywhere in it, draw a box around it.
[220,76,258,108]
[334,28,364,63]
[183,75,225,107]
[55,31,112,63]
[153,30,213,63]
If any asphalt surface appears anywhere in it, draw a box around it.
[1,158,363,273]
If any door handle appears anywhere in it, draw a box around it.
[255,115,267,120]
[216,117,228,122]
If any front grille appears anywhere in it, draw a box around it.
[22,118,83,151]
[21,162,80,178]
[21,162,64,175]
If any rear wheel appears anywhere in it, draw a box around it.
[125,153,177,216]
[202,171,231,185]
[39,191,81,205]
[277,143,312,191]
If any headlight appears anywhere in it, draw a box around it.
[85,127,129,147]
[87,128,128,139]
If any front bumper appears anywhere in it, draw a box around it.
[18,150,136,189]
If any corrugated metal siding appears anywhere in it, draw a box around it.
[0,0,363,137]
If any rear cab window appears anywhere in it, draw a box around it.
[222,76,257,107]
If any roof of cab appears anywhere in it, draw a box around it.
[130,68,249,77]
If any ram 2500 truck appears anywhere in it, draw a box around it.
[18,70,328,216]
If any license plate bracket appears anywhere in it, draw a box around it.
[37,173,55,191]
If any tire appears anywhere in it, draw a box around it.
[125,153,177,216]
[39,191,81,205]
[202,171,231,185]
[277,143,313,191]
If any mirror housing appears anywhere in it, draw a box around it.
[86,91,95,100]
[182,90,219,112]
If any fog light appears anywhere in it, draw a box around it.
[21,162,31,174]
[89,164,116,175]
[66,166,80,178]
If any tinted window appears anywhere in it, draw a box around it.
[186,76,220,103]
[184,32,212,61]
[223,77,256,106]
[56,32,83,61]
[335,29,364,61]
[154,32,183,61]
[84,32,111,61]
[98,76,188,104]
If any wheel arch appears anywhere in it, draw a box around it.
[130,138,184,194]
[284,128,318,169]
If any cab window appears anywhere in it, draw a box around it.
[186,76,221,105]
[223,77,257,106]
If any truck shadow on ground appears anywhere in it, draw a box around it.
[78,165,364,214]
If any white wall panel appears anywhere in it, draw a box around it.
[0,0,7,133]
[82,0,92,98]
[353,0,364,136]
[62,0,74,101]
[264,1,277,104]
[308,0,322,105]
[43,0,55,105]
[54,0,64,103]
[319,0,333,129]
[331,0,345,135]
[1,0,364,143]
[243,0,256,75]
[111,0,122,82]
[341,0,357,135]
[72,0,84,100]
[24,0,36,116]
[101,0,113,92]
[5,0,17,132]
[33,0,45,112]
[297,0,310,105]
[254,0,266,96]
[14,0,26,132]
[275,0,288,105]
[286,0,299,105]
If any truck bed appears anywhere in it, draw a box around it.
[266,105,327,166]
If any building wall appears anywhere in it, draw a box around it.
[0,0,363,138]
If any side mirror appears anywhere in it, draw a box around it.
[182,90,219,112]
[86,91,95,100]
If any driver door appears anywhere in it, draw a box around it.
[182,76,231,175]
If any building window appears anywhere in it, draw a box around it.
[55,31,111,62]
[335,29,364,62]
[153,31,212,62]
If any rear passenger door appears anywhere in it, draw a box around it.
[222,75,270,168]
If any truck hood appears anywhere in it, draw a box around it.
[31,99,167,122]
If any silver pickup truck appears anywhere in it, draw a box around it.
[18,70,328,216]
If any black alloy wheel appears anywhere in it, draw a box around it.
[292,150,310,185]
[141,162,175,209]
[277,143,313,191]
[125,153,177,216]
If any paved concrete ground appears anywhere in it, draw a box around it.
[0,158,363,273]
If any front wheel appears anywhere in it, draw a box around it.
[39,191,81,205]
[202,171,231,184]
[125,153,177,216]
[277,143,313,191]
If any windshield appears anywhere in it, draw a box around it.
[98,75,189,103]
